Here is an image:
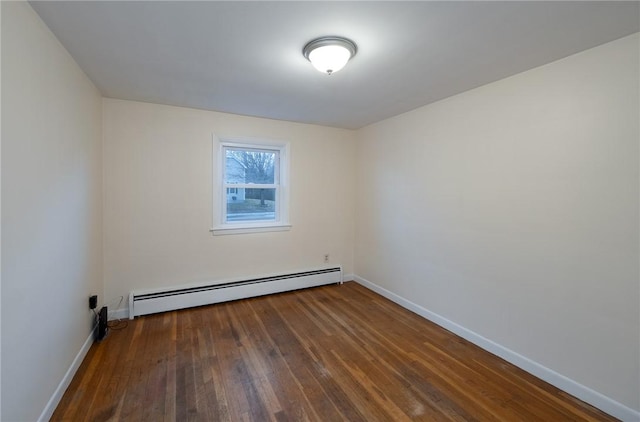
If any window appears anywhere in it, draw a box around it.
[212,138,290,235]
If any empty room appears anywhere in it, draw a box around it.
[2,1,639,421]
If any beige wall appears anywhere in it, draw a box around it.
[1,2,103,420]
[355,33,639,413]
[103,99,356,312]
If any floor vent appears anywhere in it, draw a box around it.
[129,267,342,318]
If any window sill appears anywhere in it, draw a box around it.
[210,223,292,236]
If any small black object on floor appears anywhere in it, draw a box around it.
[95,306,108,342]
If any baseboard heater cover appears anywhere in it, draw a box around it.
[129,267,342,319]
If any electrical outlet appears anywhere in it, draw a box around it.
[89,295,98,310]
[324,254,329,263]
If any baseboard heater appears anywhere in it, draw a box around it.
[129,267,342,319]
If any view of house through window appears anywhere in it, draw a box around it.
[223,146,279,223]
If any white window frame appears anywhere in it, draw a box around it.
[211,137,291,236]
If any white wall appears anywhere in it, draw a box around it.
[103,99,355,313]
[355,33,639,416]
[1,3,103,421]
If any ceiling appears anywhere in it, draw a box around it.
[31,1,639,130]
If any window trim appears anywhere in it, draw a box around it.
[211,137,291,236]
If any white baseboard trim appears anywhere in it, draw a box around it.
[353,275,640,422]
[108,307,129,321]
[38,328,95,422]
[112,270,350,322]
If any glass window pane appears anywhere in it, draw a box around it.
[225,148,276,184]
[226,188,276,222]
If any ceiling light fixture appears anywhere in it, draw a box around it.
[303,36,357,75]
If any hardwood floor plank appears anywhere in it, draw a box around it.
[52,282,618,422]
[162,312,177,422]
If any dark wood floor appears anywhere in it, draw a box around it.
[53,282,616,421]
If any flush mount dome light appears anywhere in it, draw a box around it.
[303,36,357,75]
